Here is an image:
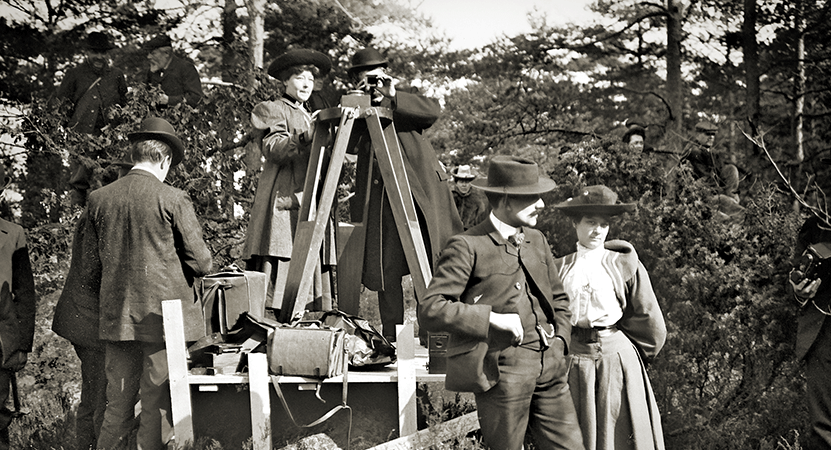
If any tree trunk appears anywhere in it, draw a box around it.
[794,0,806,164]
[246,0,265,71]
[666,0,684,150]
[743,0,760,158]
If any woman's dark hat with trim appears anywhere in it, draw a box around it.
[348,48,388,75]
[471,156,556,195]
[0,165,10,191]
[267,49,332,79]
[86,32,116,52]
[555,185,636,217]
[621,121,646,143]
[128,117,185,166]
[143,34,172,52]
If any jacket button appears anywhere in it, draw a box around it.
[515,282,521,290]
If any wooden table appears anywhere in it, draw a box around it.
[162,300,445,450]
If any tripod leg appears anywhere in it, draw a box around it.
[364,113,432,299]
[279,111,357,322]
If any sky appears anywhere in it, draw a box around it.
[414,0,599,50]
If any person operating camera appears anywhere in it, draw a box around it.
[346,47,462,342]
[789,160,831,450]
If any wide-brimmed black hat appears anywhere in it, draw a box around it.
[86,32,116,52]
[0,165,11,190]
[471,156,556,195]
[555,185,636,217]
[267,49,332,79]
[143,34,172,52]
[128,117,185,166]
[348,47,388,74]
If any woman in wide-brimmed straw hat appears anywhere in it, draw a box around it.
[242,49,332,307]
[554,185,667,450]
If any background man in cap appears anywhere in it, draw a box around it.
[450,164,488,230]
[53,31,127,135]
[143,34,203,107]
[419,156,583,450]
[789,157,831,450]
[0,166,37,450]
[347,47,463,340]
[90,117,212,450]
[683,120,741,202]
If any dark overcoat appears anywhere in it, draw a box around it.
[55,61,127,134]
[351,89,463,291]
[87,169,213,343]
[418,220,573,392]
[0,218,37,369]
[145,54,204,106]
[52,211,102,349]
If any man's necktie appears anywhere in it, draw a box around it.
[508,232,525,247]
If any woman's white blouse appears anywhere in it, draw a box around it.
[562,244,624,327]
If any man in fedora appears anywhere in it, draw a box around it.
[143,34,203,107]
[90,117,212,450]
[419,156,583,450]
[347,47,463,340]
[789,156,831,450]
[0,166,37,450]
[54,31,128,134]
[451,164,488,230]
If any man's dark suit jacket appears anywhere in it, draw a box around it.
[87,169,212,343]
[146,54,204,107]
[794,216,831,360]
[419,219,572,392]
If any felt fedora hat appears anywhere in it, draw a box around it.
[86,32,116,51]
[128,117,185,166]
[267,49,332,79]
[555,185,636,217]
[471,156,556,195]
[451,165,477,180]
[143,34,172,52]
[348,47,388,74]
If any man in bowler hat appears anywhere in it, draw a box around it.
[143,34,203,107]
[419,156,583,450]
[347,47,463,340]
[0,166,37,450]
[54,31,128,135]
[91,117,212,450]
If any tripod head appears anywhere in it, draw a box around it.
[341,90,372,108]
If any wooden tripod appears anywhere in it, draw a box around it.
[278,92,432,323]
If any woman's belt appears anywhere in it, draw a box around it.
[572,325,618,343]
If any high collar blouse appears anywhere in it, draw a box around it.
[561,243,624,328]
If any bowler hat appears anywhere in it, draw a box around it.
[451,165,477,180]
[86,32,116,52]
[143,34,172,52]
[348,48,388,74]
[267,49,332,79]
[555,185,636,217]
[471,156,556,195]
[695,120,718,136]
[128,117,185,166]
[0,165,10,190]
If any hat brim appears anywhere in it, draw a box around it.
[555,203,637,217]
[128,131,185,166]
[1,176,9,190]
[471,177,557,195]
[268,50,332,79]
